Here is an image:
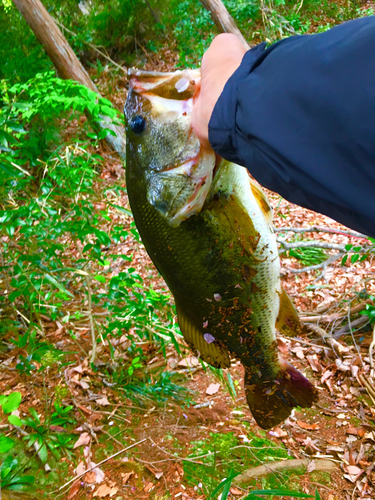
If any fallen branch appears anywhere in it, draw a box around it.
[278,240,346,252]
[303,323,346,353]
[333,316,369,339]
[233,458,336,484]
[275,226,369,240]
[289,252,344,281]
[300,301,370,323]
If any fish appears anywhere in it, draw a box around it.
[124,68,318,429]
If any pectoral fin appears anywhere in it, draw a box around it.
[249,178,273,226]
[276,288,301,337]
[176,305,231,369]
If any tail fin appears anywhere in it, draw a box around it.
[244,360,318,430]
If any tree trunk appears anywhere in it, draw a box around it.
[12,0,126,159]
[200,0,250,49]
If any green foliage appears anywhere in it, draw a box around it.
[360,301,375,325]
[0,392,35,491]
[183,431,291,496]
[341,238,375,266]
[289,246,328,266]
[0,456,35,491]
[1,72,120,165]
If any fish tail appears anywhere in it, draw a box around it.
[244,359,318,430]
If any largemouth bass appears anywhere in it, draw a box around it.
[124,68,318,429]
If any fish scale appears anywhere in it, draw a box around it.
[125,68,318,429]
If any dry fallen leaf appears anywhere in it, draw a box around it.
[68,480,81,500]
[93,484,118,498]
[290,346,305,359]
[206,383,220,395]
[346,427,358,435]
[178,356,200,367]
[230,487,243,496]
[73,432,91,449]
[307,461,316,473]
[270,427,288,438]
[144,482,154,493]
[96,396,111,406]
[306,354,321,372]
[121,472,133,484]
[297,420,319,431]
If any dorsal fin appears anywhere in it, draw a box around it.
[176,304,231,369]
[275,288,301,337]
[250,179,273,225]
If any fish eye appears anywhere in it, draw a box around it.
[129,115,147,135]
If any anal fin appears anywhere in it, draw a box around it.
[276,287,301,337]
[176,304,230,369]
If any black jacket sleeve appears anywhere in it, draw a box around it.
[208,16,375,237]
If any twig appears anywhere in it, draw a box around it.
[57,438,147,491]
[275,226,369,240]
[369,323,375,369]
[333,316,369,339]
[358,374,375,404]
[233,458,336,484]
[55,20,126,73]
[300,301,370,323]
[303,323,344,354]
[295,0,304,14]
[347,302,363,364]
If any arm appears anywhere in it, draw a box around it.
[192,34,247,149]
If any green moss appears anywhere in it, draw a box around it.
[310,470,331,485]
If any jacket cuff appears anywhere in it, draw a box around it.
[208,42,267,163]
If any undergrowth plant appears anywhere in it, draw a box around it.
[0,70,186,391]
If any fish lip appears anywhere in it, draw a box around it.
[127,68,201,96]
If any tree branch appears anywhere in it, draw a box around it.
[275,225,369,240]
[278,239,346,251]
[199,0,250,49]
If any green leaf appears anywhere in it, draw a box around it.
[345,244,353,251]
[208,471,240,499]
[244,490,314,498]
[44,273,74,298]
[8,414,23,427]
[38,443,48,463]
[0,436,14,453]
[351,254,360,264]
[7,121,26,134]
[28,407,40,424]
[94,275,106,283]
[2,392,22,413]
[341,254,348,266]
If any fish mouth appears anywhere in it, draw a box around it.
[127,68,201,101]
[127,68,218,226]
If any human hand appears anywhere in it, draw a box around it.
[192,33,247,149]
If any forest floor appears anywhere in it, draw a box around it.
[2,5,375,500]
